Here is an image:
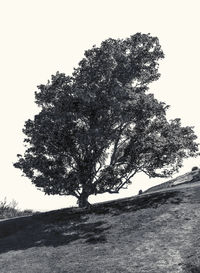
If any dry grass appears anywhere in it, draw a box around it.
[0,187,200,272]
[0,197,35,219]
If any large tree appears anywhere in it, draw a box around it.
[14,33,199,207]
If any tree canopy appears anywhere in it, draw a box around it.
[14,33,199,207]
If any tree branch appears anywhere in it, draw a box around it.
[110,124,130,165]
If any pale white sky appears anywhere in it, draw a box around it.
[0,0,200,211]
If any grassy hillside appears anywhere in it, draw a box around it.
[1,187,200,273]
[145,168,200,194]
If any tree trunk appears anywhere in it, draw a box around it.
[78,191,91,208]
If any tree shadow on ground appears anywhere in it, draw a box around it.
[89,190,182,216]
[0,212,110,254]
[0,189,182,254]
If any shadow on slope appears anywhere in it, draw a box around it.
[0,189,182,254]
[0,211,110,254]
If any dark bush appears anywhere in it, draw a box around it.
[192,166,199,171]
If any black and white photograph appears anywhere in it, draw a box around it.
[0,0,200,272]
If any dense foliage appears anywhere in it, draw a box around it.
[14,33,199,207]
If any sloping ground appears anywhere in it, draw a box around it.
[144,179,175,193]
[145,169,200,194]
[1,187,200,273]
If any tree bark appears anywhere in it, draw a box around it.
[78,191,91,208]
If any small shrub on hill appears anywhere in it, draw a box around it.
[0,197,35,219]
[192,166,199,172]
